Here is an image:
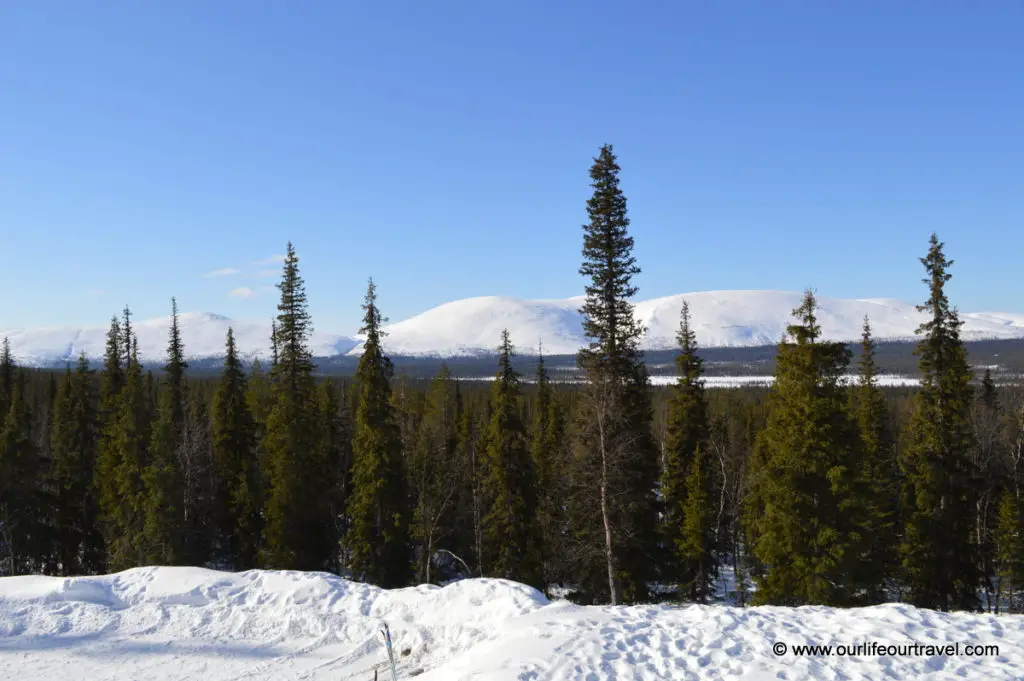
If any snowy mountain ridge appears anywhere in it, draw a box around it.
[3,290,1024,366]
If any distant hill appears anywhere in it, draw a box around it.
[4,290,1024,367]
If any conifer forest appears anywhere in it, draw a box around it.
[2,145,1023,614]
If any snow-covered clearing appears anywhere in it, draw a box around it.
[1,567,1022,680]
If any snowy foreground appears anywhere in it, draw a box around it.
[2,568,1024,680]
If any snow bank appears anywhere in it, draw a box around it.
[1,567,1023,679]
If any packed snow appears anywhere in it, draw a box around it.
[1,567,1022,680]
[4,290,1024,365]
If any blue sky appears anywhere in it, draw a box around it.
[2,2,1022,333]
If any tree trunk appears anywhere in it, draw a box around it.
[597,408,618,606]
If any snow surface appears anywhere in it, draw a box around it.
[4,290,1024,365]
[2,567,1023,680]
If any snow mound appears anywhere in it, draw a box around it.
[2,567,1023,679]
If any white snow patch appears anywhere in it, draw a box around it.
[1,567,1023,679]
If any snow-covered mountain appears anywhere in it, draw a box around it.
[4,291,1024,365]
[344,290,1024,357]
[0,312,360,366]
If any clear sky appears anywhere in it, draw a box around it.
[2,2,1022,333]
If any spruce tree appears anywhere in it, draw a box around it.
[0,373,44,574]
[316,379,350,572]
[212,328,261,568]
[973,367,1002,604]
[679,444,716,602]
[455,386,484,576]
[849,317,898,602]
[0,337,13,423]
[995,490,1024,613]
[570,144,659,605]
[481,330,541,586]
[661,301,715,600]
[409,365,461,583]
[745,290,860,606]
[93,315,124,570]
[531,346,568,588]
[49,356,101,575]
[142,298,188,564]
[120,306,133,370]
[261,243,327,569]
[102,337,152,570]
[900,234,978,611]
[99,317,124,413]
[345,278,411,587]
[181,390,215,564]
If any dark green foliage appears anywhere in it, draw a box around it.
[996,490,1024,613]
[317,379,351,572]
[570,144,659,605]
[142,298,189,564]
[345,278,411,586]
[746,290,861,606]
[261,243,328,569]
[100,339,151,570]
[577,145,643,377]
[849,318,898,602]
[455,386,485,576]
[93,315,124,570]
[530,348,568,588]
[972,367,1003,604]
[661,301,714,599]
[409,365,463,583]
[481,330,541,586]
[212,328,261,568]
[183,390,216,564]
[679,445,716,602]
[900,234,978,611]
[49,356,103,574]
[0,373,46,575]
[0,338,13,422]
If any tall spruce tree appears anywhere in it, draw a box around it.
[212,328,261,568]
[531,346,568,588]
[142,298,189,564]
[316,379,350,572]
[849,317,898,602]
[972,368,1002,604]
[0,372,45,574]
[93,315,124,570]
[480,330,541,586]
[570,144,659,605]
[345,278,411,586]
[181,390,216,564]
[679,444,716,602]
[261,243,328,569]
[745,290,861,606]
[0,338,12,424]
[101,336,151,570]
[49,356,102,575]
[120,306,133,370]
[900,234,978,611]
[661,301,715,600]
[455,386,485,576]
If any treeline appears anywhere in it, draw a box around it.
[1,146,1023,613]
